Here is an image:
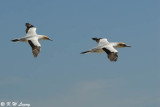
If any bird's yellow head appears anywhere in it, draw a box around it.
[118,42,131,48]
[43,35,53,41]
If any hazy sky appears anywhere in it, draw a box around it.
[0,0,160,107]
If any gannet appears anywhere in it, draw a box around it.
[81,38,131,62]
[11,23,53,58]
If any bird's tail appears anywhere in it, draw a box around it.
[80,51,91,54]
[11,39,20,42]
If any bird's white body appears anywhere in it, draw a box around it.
[12,23,52,58]
[88,38,118,53]
[81,38,131,62]
[18,35,44,46]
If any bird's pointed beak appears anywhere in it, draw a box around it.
[125,45,131,47]
[47,38,53,41]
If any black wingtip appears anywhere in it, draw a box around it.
[25,23,30,26]
[92,37,98,40]
[25,23,34,27]
[92,37,102,40]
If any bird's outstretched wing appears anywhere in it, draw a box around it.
[92,38,102,43]
[92,38,109,46]
[28,39,41,58]
[25,23,37,36]
[102,45,118,62]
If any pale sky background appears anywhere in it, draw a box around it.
[0,0,160,107]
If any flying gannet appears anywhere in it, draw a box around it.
[11,23,53,58]
[81,37,131,62]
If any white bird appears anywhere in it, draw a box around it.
[11,23,53,58]
[81,38,131,62]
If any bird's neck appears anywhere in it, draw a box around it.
[110,42,121,49]
[37,35,44,41]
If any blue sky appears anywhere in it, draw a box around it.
[0,0,159,107]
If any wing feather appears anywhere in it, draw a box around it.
[92,38,109,46]
[28,40,41,58]
[102,45,118,62]
[92,38,101,43]
[25,23,37,37]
